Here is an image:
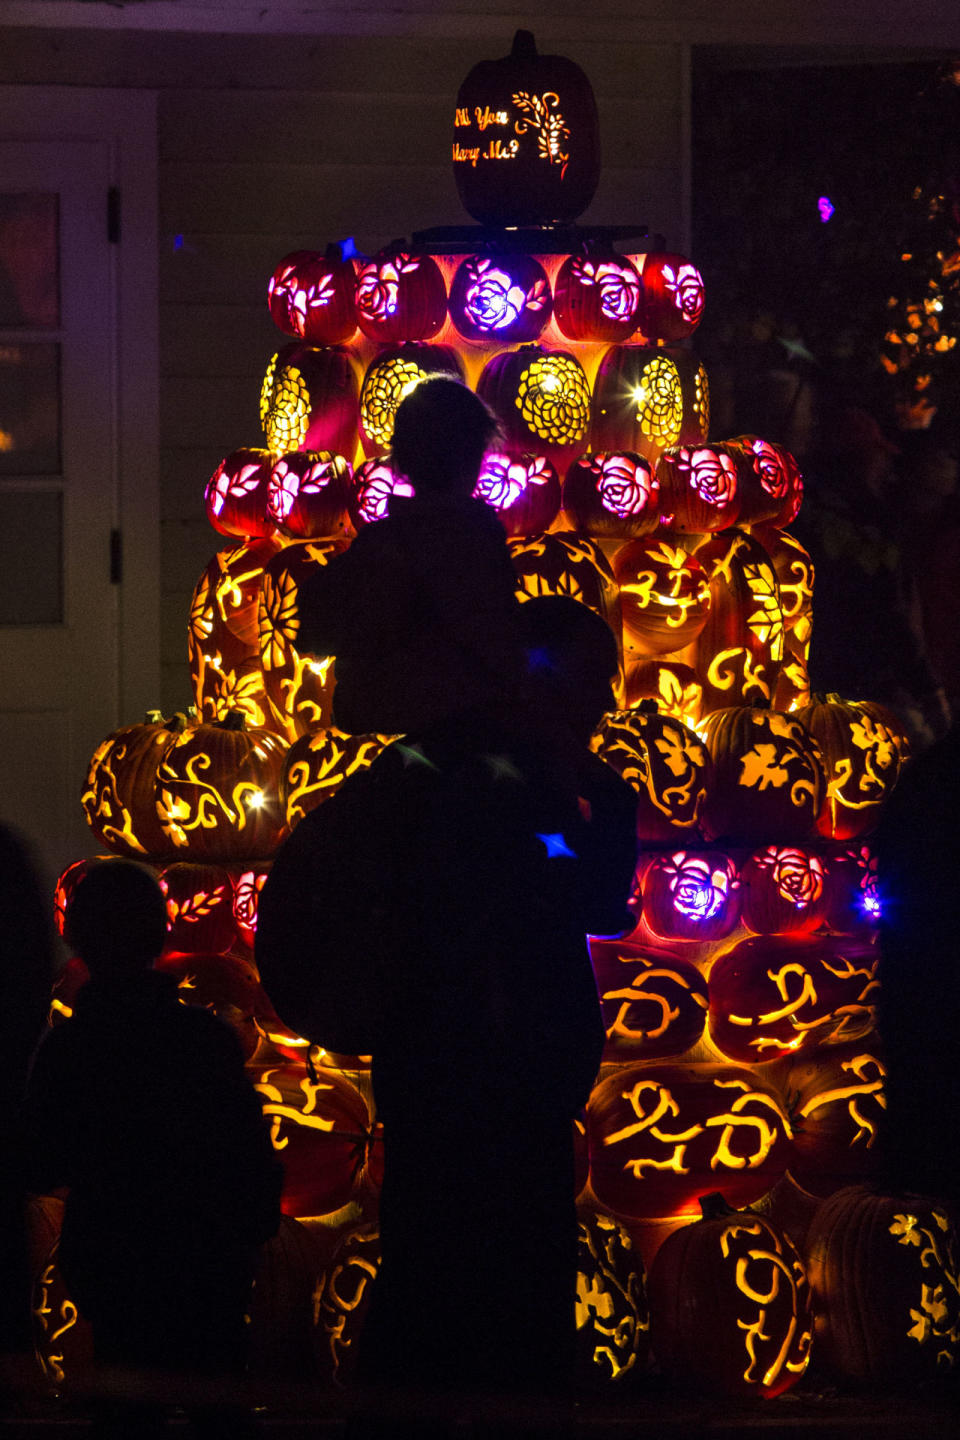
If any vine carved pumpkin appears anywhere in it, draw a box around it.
[686,528,784,713]
[509,531,621,632]
[698,706,825,845]
[267,247,358,346]
[588,937,709,1062]
[778,1042,886,1197]
[793,694,902,841]
[257,539,347,741]
[576,1211,650,1387]
[648,1193,812,1398]
[281,727,396,828]
[81,711,192,861]
[613,537,711,661]
[589,703,712,844]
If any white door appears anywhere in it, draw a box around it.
[0,92,158,895]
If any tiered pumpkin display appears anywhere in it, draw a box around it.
[42,30,958,1405]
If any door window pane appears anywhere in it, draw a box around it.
[0,193,59,328]
[0,342,61,475]
[0,489,62,624]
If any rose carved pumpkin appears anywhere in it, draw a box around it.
[474,452,561,537]
[449,253,551,343]
[589,704,712,844]
[553,253,642,343]
[205,448,277,540]
[354,249,447,344]
[452,30,600,227]
[740,844,827,936]
[267,246,358,346]
[266,451,354,541]
[648,1193,813,1398]
[655,444,740,534]
[640,253,704,342]
[562,452,660,540]
[639,849,742,943]
[260,345,360,458]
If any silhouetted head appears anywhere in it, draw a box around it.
[390,376,500,497]
[517,596,619,742]
[65,860,167,980]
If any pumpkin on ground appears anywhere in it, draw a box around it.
[576,1211,650,1388]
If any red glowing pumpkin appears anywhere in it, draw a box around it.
[267,246,358,345]
[448,252,551,343]
[588,937,709,1062]
[158,861,236,957]
[640,253,704,342]
[562,452,660,540]
[348,457,414,528]
[266,452,354,541]
[553,252,642,343]
[474,452,561,536]
[354,249,447,344]
[655,445,740,534]
[740,844,827,936]
[639,849,742,943]
[205,449,277,540]
[260,345,360,459]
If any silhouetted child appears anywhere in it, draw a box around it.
[297,375,527,736]
[24,860,281,1437]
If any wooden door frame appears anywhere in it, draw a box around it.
[0,85,159,723]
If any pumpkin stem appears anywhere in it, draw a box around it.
[638,698,660,715]
[699,1191,734,1221]
[168,712,189,733]
[511,29,538,62]
[145,709,164,725]
[222,710,248,732]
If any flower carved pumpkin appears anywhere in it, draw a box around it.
[740,845,827,936]
[586,1062,792,1221]
[590,704,712,844]
[724,436,792,529]
[354,249,447,344]
[794,694,902,841]
[477,344,591,475]
[562,452,660,540]
[554,253,642,342]
[348,457,415,528]
[640,849,742,942]
[592,345,685,464]
[232,864,271,955]
[267,452,354,541]
[474,452,560,536]
[588,938,709,1061]
[622,659,703,728]
[267,247,358,345]
[449,253,551,343]
[823,843,882,936]
[158,861,236,957]
[655,445,740,534]
[698,706,825,844]
[358,344,462,456]
[257,540,347,740]
[613,537,711,660]
[205,449,278,540]
[640,253,704,341]
[648,1193,813,1398]
[260,345,360,458]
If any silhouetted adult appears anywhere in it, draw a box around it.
[258,596,636,1431]
[0,824,53,1381]
[24,860,281,1438]
[297,375,527,736]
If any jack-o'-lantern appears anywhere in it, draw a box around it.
[54,857,109,941]
[48,955,90,1026]
[562,452,659,540]
[452,30,600,226]
[232,864,271,955]
[258,540,347,740]
[778,1043,886,1196]
[698,706,825,844]
[804,1186,960,1381]
[266,452,354,541]
[188,539,279,732]
[648,1193,812,1397]
[32,1235,93,1387]
[154,949,268,1061]
[315,1224,381,1389]
[348,457,414,528]
[354,249,447,343]
[509,531,620,631]
[267,246,358,345]
[613,537,711,660]
[740,845,827,936]
[738,443,802,533]
[750,528,814,649]
[639,849,742,943]
[823,843,881,936]
[158,861,236,957]
[588,937,709,1061]
[576,1211,650,1387]
[621,659,703,728]
[687,529,784,713]
[281,727,396,828]
[358,344,463,456]
[554,253,642,343]
[260,345,360,458]
[793,694,901,841]
[81,710,193,860]
[655,445,740,534]
[586,1062,792,1221]
[449,253,551,343]
[592,346,685,464]
[640,253,704,342]
[476,344,592,475]
[252,1062,381,1218]
[590,704,712,844]
[474,452,561,536]
[707,935,879,1065]
[205,448,278,539]
[668,350,711,446]
[773,639,813,715]
[156,711,288,862]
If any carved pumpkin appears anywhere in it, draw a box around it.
[576,1211,650,1387]
[724,436,794,530]
[553,252,642,343]
[751,527,814,652]
[354,249,447,344]
[639,253,704,342]
[267,246,358,345]
[740,845,827,936]
[32,1234,93,1388]
[452,30,600,227]
[804,1186,960,1381]
[823,843,882,936]
[669,350,711,446]
[588,937,709,1062]
[648,1193,812,1398]
[621,659,703,728]
[315,1223,381,1389]
[266,451,354,541]
[188,539,279,732]
[281,727,396,828]
[257,540,347,741]
[592,345,685,464]
[155,711,288,862]
[639,849,742,943]
[778,1042,886,1196]
[589,703,712,844]
[205,448,277,540]
[358,343,463,457]
[260,344,360,458]
[698,706,825,845]
[613,537,711,660]
[476,344,591,475]
[348,457,414,528]
[81,710,192,861]
[231,864,271,956]
[586,1062,792,1220]
[707,935,880,1065]
[158,861,236,957]
[154,949,268,1061]
[449,252,551,343]
[655,445,740,534]
[252,1062,381,1219]
[508,531,620,631]
[793,694,902,841]
[562,452,660,540]
[686,529,784,713]
[474,452,561,536]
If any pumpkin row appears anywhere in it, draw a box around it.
[256,341,713,477]
[267,245,703,349]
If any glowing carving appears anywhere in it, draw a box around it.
[890,1211,960,1360]
[351,458,415,526]
[752,846,824,910]
[660,852,735,921]
[586,453,656,519]
[576,1212,649,1382]
[261,356,311,451]
[515,352,591,444]
[632,356,683,448]
[359,356,428,451]
[571,257,641,322]
[475,453,552,511]
[659,261,704,328]
[513,91,570,169]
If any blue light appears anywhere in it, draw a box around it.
[537,832,576,859]
[173,234,184,250]
[339,236,361,261]
[818,196,835,223]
